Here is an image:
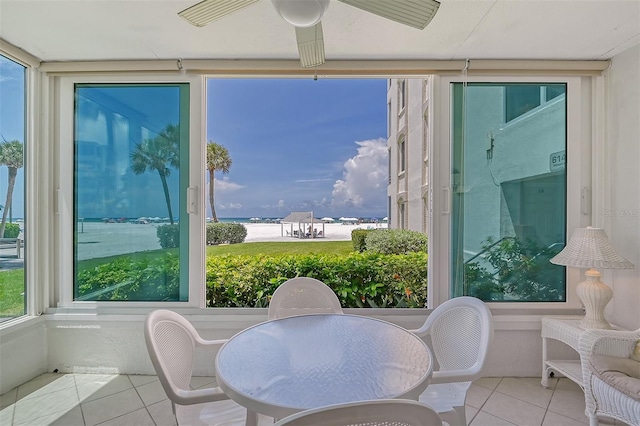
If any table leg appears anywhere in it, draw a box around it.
[541,336,549,388]
[245,409,258,426]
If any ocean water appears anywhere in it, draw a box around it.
[215,217,386,224]
[72,216,385,224]
[216,217,281,224]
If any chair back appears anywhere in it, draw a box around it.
[268,277,343,320]
[144,309,198,404]
[273,399,443,426]
[421,296,493,380]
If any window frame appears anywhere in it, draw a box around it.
[56,74,206,309]
[430,74,590,310]
[398,135,406,173]
[398,79,406,112]
[2,62,601,318]
[0,48,39,323]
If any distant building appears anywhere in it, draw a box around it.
[386,78,431,235]
[388,78,567,288]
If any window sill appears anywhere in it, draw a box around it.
[0,315,44,337]
[41,306,585,333]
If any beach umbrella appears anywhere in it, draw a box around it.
[321,217,334,222]
[340,217,358,222]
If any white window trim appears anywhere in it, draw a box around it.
[0,48,42,321]
[398,79,406,114]
[398,135,406,173]
[55,74,206,309]
[430,74,596,311]
[0,59,606,324]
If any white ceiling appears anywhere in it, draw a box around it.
[1,0,639,64]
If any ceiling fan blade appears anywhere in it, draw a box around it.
[295,23,325,68]
[178,0,260,27]
[338,0,440,30]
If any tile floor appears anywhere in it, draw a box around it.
[0,373,627,426]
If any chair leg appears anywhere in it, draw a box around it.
[245,409,258,426]
[454,405,467,426]
[439,407,467,426]
[588,415,599,426]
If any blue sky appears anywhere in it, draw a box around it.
[207,78,388,219]
[1,53,388,219]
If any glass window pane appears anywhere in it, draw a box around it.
[73,84,189,302]
[0,55,26,319]
[545,84,565,102]
[505,84,542,122]
[452,82,566,302]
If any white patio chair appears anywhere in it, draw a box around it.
[272,399,443,426]
[578,328,640,426]
[410,296,494,426]
[144,309,272,426]
[268,277,343,320]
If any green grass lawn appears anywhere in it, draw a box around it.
[77,248,179,272]
[77,241,354,270]
[0,269,25,318]
[2,240,355,316]
[207,241,354,256]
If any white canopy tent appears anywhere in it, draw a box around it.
[281,211,325,239]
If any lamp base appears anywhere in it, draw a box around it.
[576,269,612,330]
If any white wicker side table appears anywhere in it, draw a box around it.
[541,316,625,388]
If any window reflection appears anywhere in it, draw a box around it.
[452,83,567,302]
[73,84,188,302]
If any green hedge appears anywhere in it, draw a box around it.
[76,250,428,307]
[206,223,248,245]
[76,253,180,301]
[351,229,374,252]
[364,229,428,254]
[205,251,427,308]
[2,223,20,238]
[157,224,180,248]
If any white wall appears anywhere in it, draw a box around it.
[40,312,562,382]
[606,44,640,331]
[0,309,581,395]
[0,319,47,393]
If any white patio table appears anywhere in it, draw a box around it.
[215,313,433,426]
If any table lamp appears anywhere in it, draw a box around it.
[550,227,634,329]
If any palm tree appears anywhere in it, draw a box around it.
[0,140,24,238]
[131,124,180,225]
[206,141,232,223]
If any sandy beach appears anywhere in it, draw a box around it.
[243,222,386,242]
[69,221,388,261]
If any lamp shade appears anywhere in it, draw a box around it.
[550,227,634,269]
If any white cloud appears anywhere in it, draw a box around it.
[331,138,388,210]
[214,177,244,192]
[260,199,286,210]
[218,203,242,210]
